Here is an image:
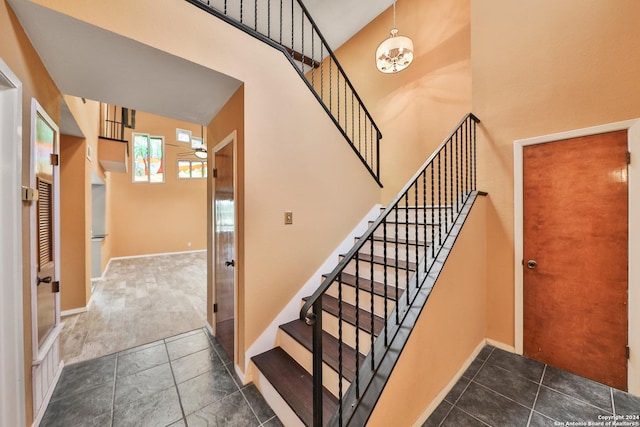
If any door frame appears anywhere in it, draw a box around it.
[0,58,26,427]
[29,98,62,360]
[514,119,640,395]
[212,130,238,364]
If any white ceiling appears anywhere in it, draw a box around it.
[8,0,393,135]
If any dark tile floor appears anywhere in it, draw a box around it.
[41,328,282,427]
[424,346,640,427]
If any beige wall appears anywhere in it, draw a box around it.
[471,0,640,345]
[109,110,207,258]
[368,197,487,426]
[1,0,61,423]
[334,0,472,202]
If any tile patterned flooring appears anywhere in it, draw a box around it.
[424,346,640,427]
[42,328,282,427]
[61,252,208,364]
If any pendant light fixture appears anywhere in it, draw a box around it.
[375,0,414,73]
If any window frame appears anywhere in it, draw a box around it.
[132,133,165,184]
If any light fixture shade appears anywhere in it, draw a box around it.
[376,28,414,73]
[194,147,207,159]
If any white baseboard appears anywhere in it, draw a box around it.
[60,293,94,318]
[109,249,206,262]
[243,204,383,373]
[487,338,515,353]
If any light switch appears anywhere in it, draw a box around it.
[284,211,293,225]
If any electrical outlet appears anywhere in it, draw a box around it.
[284,211,293,225]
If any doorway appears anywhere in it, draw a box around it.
[213,133,236,361]
[514,120,640,394]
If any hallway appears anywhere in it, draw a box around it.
[61,252,207,364]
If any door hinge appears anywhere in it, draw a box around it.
[626,345,630,360]
[627,152,631,165]
[52,281,60,293]
[212,168,218,178]
[21,186,39,202]
[50,153,59,166]
[213,303,218,313]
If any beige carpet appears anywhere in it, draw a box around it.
[60,251,207,364]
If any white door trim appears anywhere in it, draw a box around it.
[514,119,640,395]
[0,58,26,427]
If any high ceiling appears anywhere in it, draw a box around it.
[8,0,394,135]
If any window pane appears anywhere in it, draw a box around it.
[149,137,164,183]
[191,161,203,178]
[178,160,191,178]
[203,161,208,178]
[133,133,149,182]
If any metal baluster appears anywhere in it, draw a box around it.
[254,0,257,31]
[300,13,305,74]
[465,118,469,196]
[455,129,459,214]
[312,297,323,427]
[354,253,360,399]
[358,108,362,153]
[351,93,355,145]
[337,71,340,123]
[311,32,315,88]
[329,57,332,113]
[444,144,448,234]
[404,193,409,305]
[338,277,344,425]
[279,0,282,43]
[320,44,324,101]
[370,236,375,370]
[383,218,388,346]
[394,212,399,324]
[431,165,435,258]
[414,181,418,287]
[291,0,294,51]
[422,171,427,274]
[267,0,271,38]
[224,0,227,15]
[473,119,477,190]
[240,0,243,23]
[438,153,442,246]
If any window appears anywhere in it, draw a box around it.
[177,160,208,179]
[133,133,164,183]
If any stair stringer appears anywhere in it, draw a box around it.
[338,193,488,427]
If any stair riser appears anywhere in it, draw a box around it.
[322,311,374,355]
[384,208,454,223]
[372,223,439,242]
[250,364,305,427]
[342,260,412,288]
[326,283,399,318]
[278,331,352,398]
[359,241,426,263]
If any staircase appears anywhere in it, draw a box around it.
[252,114,481,426]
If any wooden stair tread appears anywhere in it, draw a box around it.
[252,347,338,426]
[280,319,364,382]
[323,272,397,302]
[346,253,417,271]
[304,294,385,336]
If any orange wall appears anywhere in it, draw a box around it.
[368,197,487,426]
[60,135,88,310]
[471,0,640,346]
[207,85,245,364]
[108,110,207,257]
[334,0,472,202]
[1,1,61,424]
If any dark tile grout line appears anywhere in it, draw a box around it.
[110,352,119,427]
[165,340,189,426]
[526,364,547,427]
[437,346,496,427]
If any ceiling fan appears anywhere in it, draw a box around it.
[168,126,208,159]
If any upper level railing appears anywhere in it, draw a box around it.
[300,113,480,426]
[185,0,383,186]
[100,103,135,141]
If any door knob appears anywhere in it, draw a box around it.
[224,260,235,268]
[527,260,537,269]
